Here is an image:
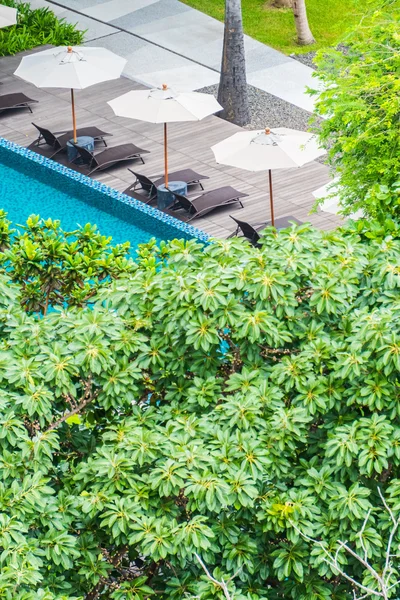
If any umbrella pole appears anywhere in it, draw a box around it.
[164,123,168,188]
[268,169,275,226]
[71,88,77,143]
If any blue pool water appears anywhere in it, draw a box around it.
[0,144,195,249]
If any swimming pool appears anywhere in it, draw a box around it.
[0,138,208,248]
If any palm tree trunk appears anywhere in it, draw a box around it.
[292,0,315,45]
[217,0,250,126]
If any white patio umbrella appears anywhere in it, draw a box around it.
[211,127,325,225]
[14,45,126,142]
[0,4,17,28]
[108,84,222,187]
[313,178,363,220]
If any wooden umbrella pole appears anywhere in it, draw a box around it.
[164,122,168,188]
[71,88,77,143]
[268,169,275,226]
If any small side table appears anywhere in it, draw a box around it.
[67,135,94,164]
[157,181,188,210]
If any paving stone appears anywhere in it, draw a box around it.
[132,63,219,91]
[110,0,190,30]
[56,9,116,41]
[131,6,222,36]
[123,43,193,75]
[248,61,318,113]
[83,31,147,58]
[245,45,292,73]
[55,0,109,9]
[83,0,159,22]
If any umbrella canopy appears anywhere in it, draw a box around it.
[108,86,222,123]
[313,179,363,220]
[14,46,126,142]
[0,4,17,28]
[108,85,222,186]
[211,127,325,225]
[212,127,323,170]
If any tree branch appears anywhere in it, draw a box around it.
[85,545,129,600]
[195,554,234,600]
[358,508,371,563]
[378,487,400,586]
[290,522,384,598]
[335,540,382,585]
[291,486,400,600]
[45,377,97,433]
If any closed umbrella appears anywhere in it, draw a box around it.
[14,45,126,142]
[211,127,325,225]
[0,4,17,28]
[108,85,222,187]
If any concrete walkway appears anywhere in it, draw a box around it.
[31,0,317,112]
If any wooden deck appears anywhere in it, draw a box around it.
[0,48,342,238]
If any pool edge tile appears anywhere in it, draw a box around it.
[0,137,210,245]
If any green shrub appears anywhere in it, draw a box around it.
[2,214,400,599]
[0,212,135,313]
[312,2,400,221]
[0,0,84,56]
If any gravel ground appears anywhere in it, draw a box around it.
[290,51,317,69]
[290,44,349,70]
[196,83,317,131]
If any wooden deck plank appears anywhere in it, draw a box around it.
[0,52,343,237]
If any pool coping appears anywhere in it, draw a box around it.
[0,137,210,244]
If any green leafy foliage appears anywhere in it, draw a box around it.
[312,2,400,221]
[1,215,400,598]
[0,0,84,56]
[0,213,135,313]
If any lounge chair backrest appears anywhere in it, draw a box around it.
[171,191,193,212]
[0,94,10,109]
[72,144,98,168]
[128,170,155,194]
[32,123,59,148]
[230,216,261,245]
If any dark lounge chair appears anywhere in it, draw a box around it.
[169,186,248,221]
[0,93,38,114]
[30,123,112,158]
[228,215,303,246]
[123,168,209,201]
[72,142,150,175]
[122,187,154,204]
[153,169,209,190]
[228,216,264,247]
[123,170,157,203]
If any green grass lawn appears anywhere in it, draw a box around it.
[180,0,365,54]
